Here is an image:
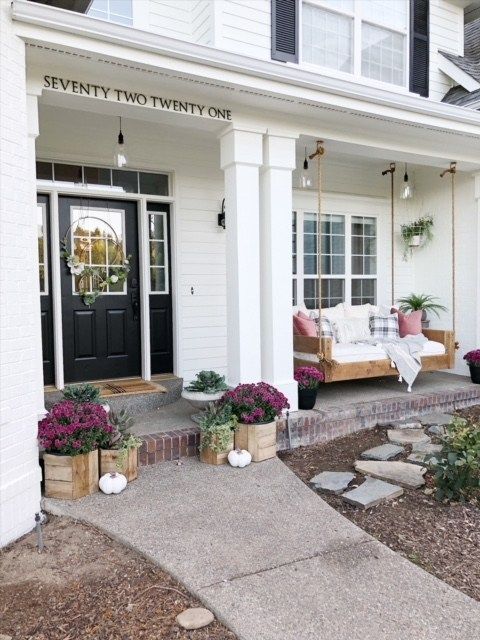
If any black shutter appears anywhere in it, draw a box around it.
[271,0,299,63]
[409,0,429,97]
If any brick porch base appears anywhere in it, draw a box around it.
[138,385,480,466]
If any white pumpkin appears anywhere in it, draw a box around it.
[99,472,127,494]
[228,448,252,468]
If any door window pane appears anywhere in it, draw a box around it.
[70,207,126,295]
[84,166,112,186]
[54,163,83,184]
[362,23,405,86]
[148,212,169,293]
[139,172,169,196]
[303,4,353,72]
[112,170,138,193]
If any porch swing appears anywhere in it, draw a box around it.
[293,143,456,383]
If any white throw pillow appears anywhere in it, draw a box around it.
[292,302,308,316]
[310,304,345,321]
[344,303,372,319]
[333,317,371,344]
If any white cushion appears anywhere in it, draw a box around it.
[332,317,371,344]
[295,340,445,364]
[343,303,372,319]
[310,304,345,321]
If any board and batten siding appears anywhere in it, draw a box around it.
[429,0,464,101]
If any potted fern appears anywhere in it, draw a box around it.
[99,409,142,481]
[181,370,228,412]
[198,402,237,465]
[396,293,447,328]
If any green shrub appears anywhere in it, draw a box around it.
[432,417,480,502]
[62,383,101,404]
[199,403,237,453]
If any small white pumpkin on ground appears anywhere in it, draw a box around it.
[99,471,127,494]
[227,448,252,468]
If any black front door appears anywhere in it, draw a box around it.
[59,196,141,383]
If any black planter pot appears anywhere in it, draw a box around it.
[298,387,317,410]
[469,364,480,384]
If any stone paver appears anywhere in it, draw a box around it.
[342,477,403,508]
[360,443,404,461]
[44,458,479,640]
[412,442,443,454]
[407,443,443,467]
[176,608,214,630]
[309,471,355,494]
[354,460,427,488]
[407,452,439,466]
[387,429,431,446]
[419,413,453,427]
[390,420,423,430]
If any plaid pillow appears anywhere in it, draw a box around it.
[315,316,335,341]
[369,314,399,341]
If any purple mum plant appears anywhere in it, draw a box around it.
[221,382,289,424]
[38,400,113,456]
[294,366,325,390]
[464,350,480,367]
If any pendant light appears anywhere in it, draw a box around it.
[400,163,413,199]
[114,116,128,168]
[299,147,312,188]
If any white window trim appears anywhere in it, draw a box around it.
[292,191,389,309]
[299,0,410,91]
[147,209,170,295]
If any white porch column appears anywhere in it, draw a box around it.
[474,173,480,350]
[260,132,298,410]
[220,126,263,386]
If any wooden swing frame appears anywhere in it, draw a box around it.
[293,144,456,383]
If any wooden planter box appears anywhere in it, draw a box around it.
[235,421,277,462]
[100,448,138,482]
[44,450,99,499]
[199,432,234,465]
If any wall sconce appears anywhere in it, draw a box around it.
[218,198,226,229]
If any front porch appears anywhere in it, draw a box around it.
[125,371,480,466]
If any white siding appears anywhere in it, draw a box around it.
[217,0,271,60]
[192,0,215,46]
[0,3,42,547]
[429,0,464,101]
[146,0,215,45]
[35,106,226,383]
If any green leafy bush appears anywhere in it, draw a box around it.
[432,417,480,502]
[185,370,228,394]
[199,402,237,453]
[62,383,101,404]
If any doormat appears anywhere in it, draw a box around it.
[97,379,167,397]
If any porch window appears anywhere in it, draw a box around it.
[292,211,377,309]
[88,0,133,26]
[301,0,408,87]
[148,211,169,294]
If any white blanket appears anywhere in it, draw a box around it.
[369,334,427,392]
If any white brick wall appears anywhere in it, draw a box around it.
[0,2,42,547]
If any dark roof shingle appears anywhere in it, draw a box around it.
[440,18,480,83]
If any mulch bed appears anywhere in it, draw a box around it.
[279,422,480,602]
[0,516,236,640]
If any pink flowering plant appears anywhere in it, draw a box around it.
[221,382,289,424]
[294,367,325,390]
[38,401,113,456]
[464,350,480,367]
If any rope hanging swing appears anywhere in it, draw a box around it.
[382,162,396,306]
[440,162,457,337]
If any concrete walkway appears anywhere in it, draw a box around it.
[45,458,479,639]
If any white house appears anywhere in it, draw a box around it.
[2,0,480,546]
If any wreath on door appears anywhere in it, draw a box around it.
[60,216,131,307]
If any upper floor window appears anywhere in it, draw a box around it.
[301,0,408,87]
[88,0,133,26]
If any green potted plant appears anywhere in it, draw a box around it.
[62,382,110,414]
[396,293,447,327]
[294,367,324,410]
[181,370,228,418]
[39,400,113,499]
[99,409,142,481]
[463,350,480,384]
[198,402,237,465]
[221,383,289,462]
[400,215,434,258]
